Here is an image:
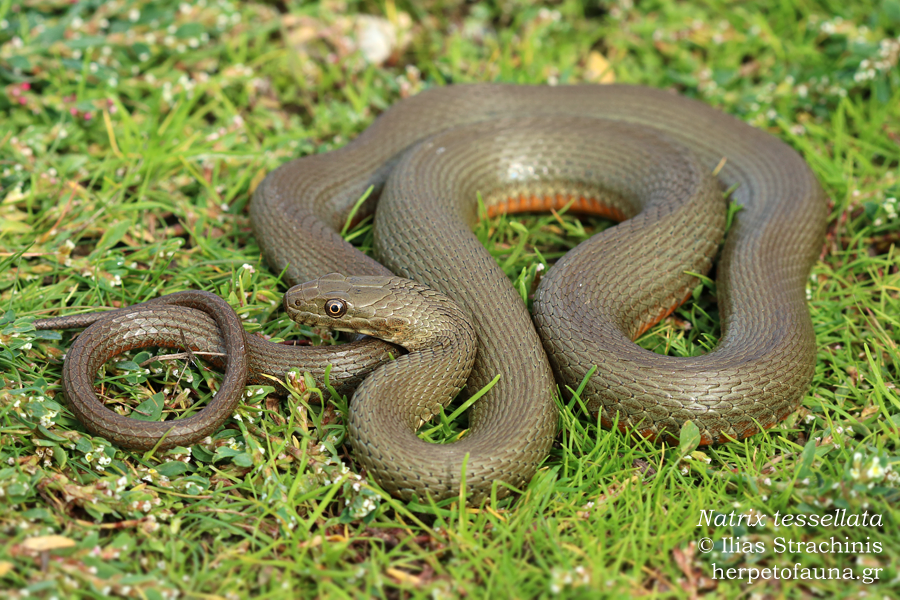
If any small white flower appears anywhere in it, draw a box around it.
[865,458,885,480]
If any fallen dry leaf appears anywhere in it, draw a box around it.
[22,535,76,552]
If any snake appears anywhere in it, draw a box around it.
[35,84,827,503]
[34,291,396,449]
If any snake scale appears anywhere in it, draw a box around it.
[35,84,827,503]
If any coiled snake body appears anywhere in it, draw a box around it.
[37,84,827,503]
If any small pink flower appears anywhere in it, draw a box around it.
[20,82,30,91]
[70,107,78,116]
[83,112,92,120]
[18,97,26,105]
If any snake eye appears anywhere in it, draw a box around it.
[324,299,347,318]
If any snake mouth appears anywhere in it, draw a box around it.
[285,306,408,347]
[282,275,471,351]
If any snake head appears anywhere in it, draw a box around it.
[284,273,418,346]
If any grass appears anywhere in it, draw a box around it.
[1,0,899,597]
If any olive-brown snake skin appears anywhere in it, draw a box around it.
[35,290,396,449]
[37,84,827,503]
